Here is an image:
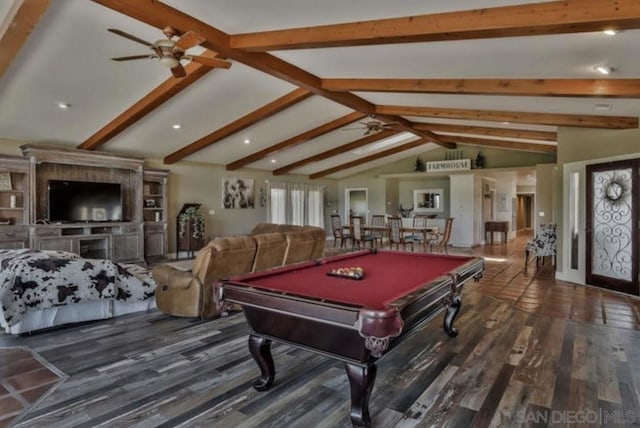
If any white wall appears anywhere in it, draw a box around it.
[449,174,474,247]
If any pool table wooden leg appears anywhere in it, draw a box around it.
[345,363,377,428]
[443,295,462,337]
[249,334,275,391]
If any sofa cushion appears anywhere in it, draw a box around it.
[250,223,279,235]
[253,232,287,272]
[283,230,316,265]
[302,226,326,259]
[275,224,304,233]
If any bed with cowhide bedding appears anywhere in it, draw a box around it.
[0,249,156,334]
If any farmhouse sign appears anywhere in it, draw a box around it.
[426,159,471,172]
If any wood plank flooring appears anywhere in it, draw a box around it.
[2,233,640,427]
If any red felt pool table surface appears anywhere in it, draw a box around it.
[230,250,477,309]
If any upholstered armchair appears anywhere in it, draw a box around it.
[153,236,257,318]
[525,223,557,269]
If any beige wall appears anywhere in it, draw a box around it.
[558,127,640,164]
[0,139,27,154]
[130,159,339,253]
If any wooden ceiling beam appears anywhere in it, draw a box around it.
[231,0,640,51]
[375,105,638,129]
[164,88,312,164]
[226,112,366,170]
[0,0,50,79]
[438,135,557,153]
[78,53,220,150]
[322,78,640,98]
[412,123,557,142]
[92,0,450,152]
[273,130,399,176]
[309,138,429,179]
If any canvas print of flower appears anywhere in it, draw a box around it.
[222,178,255,209]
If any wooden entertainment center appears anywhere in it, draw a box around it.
[0,144,168,263]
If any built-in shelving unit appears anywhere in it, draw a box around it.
[143,168,169,262]
[0,156,31,249]
[0,144,169,263]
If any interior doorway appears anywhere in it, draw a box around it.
[516,194,534,230]
[345,188,368,221]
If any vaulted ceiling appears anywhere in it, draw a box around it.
[0,0,639,179]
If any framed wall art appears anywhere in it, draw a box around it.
[222,178,255,209]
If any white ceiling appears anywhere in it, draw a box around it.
[0,0,637,180]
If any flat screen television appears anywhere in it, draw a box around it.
[48,180,123,222]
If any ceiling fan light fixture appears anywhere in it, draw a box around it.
[159,56,180,68]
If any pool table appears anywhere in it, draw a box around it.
[217,249,484,427]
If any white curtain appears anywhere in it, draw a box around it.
[266,182,325,227]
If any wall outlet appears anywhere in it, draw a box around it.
[209,209,215,215]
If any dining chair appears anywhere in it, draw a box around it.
[370,214,386,248]
[429,217,453,254]
[351,216,374,249]
[387,216,414,251]
[404,215,428,248]
[330,214,351,248]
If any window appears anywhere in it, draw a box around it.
[269,185,287,224]
[267,182,325,227]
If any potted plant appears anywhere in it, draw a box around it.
[178,206,205,240]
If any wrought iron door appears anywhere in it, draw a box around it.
[586,159,639,295]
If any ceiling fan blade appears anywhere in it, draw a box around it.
[108,28,154,47]
[171,64,187,78]
[188,55,232,69]
[175,31,205,50]
[111,55,155,61]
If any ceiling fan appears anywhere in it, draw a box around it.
[108,26,232,78]
[342,116,401,135]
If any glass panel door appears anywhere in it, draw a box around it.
[586,159,639,295]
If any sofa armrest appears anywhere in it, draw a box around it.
[152,264,199,290]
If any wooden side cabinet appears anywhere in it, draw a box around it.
[144,223,167,261]
[0,226,29,249]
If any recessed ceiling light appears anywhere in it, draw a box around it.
[57,102,71,109]
[270,159,276,163]
[172,124,181,129]
[594,103,612,111]
[243,139,251,144]
[594,65,614,75]
[603,29,618,36]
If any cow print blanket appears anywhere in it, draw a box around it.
[0,249,156,327]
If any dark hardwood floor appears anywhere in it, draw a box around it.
[2,233,640,427]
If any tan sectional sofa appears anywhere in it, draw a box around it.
[153,223,326,318]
